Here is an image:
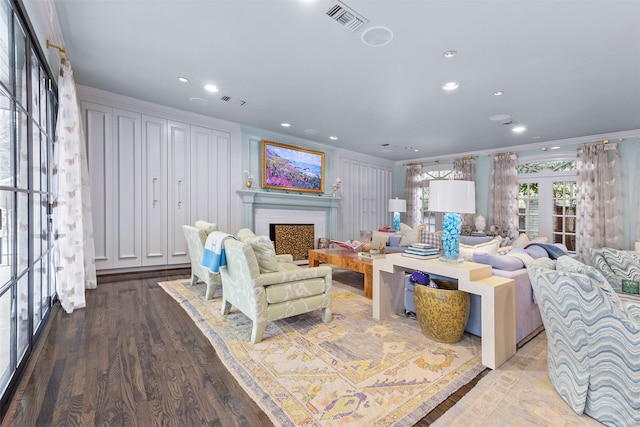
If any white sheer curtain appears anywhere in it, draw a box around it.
[454,157,476,226]
[576,142,623,262]
[53,58,97,313]
[489,153,519,238]
[404,164,423,227]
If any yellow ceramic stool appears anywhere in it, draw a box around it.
[414,284,470,344]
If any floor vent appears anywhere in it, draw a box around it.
[325,1,368,32]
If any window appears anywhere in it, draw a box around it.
[0,0,56,413]
[421,166,453,232]
[517,158,577,251]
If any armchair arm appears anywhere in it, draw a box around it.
[276,254,294,263]
[254,266,332,287]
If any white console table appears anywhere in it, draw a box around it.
[373,254,516,370]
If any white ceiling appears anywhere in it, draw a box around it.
[53,0,640,161]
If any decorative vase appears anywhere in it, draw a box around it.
[441,212,462,262]
[245,180,253,189]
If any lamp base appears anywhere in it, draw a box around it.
[442,212,462,261]
[392,212,401,231]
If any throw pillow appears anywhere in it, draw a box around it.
[511,233,530,249]
[459,239,499,261]
[472,252,525,271]
[195,220,219,234]
[246,235,278,273]
[420,229,443,250]
[399,223,424,246]
[237,228,257,242]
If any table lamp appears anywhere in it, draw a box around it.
[428,180,476,262]
[388,198,406,231]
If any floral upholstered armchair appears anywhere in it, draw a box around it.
[528,256,640,426]
[220,229,332,343]
[182,220,221,300]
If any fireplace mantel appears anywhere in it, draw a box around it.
[237,190,340,238]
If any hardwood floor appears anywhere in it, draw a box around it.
[1,269,487,426]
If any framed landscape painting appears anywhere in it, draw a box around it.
[262,140,325,193]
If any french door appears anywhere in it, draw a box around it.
[0,0,57,416]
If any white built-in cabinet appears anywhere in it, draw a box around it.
[82,100,230,271]
[337,157,394,240]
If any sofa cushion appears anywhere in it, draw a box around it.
[399,223,424,246]
[265,277,326,304]
[246,235,278,273]
[472,252,525,271]
[592,247,640,290]
[507,248,535,267]
[420,229,443,250]
[460,235,494,245]
[459,239,498,261]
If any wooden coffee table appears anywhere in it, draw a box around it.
[308,249,374,299]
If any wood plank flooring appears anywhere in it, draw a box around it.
[1,269,487,426]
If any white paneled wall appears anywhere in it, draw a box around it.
[79,86,238,272]
[335,150,394,241]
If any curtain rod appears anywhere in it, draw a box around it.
[46,39,67,59]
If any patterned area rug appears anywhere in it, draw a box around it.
[432,331,603,426]
[159,276,484,426]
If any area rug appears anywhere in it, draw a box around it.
[159,278,484,427]
[432,331,603,426]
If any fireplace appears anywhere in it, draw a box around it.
[269,224,314,261]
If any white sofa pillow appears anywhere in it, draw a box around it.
[399,223,424,246]
[459,239,499,261]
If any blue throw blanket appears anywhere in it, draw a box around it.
[202,231,236,273]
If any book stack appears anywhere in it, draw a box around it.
[402,243,441,260]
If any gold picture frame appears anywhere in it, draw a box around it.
[262,140,325,193]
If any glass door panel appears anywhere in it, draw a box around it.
[0,190,12,286]
[0,286,12,395]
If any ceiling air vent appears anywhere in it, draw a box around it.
[326,1,368,32]
[218,95,247,107]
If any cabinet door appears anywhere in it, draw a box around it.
[113,109,142,268]
[190,126,230,229]
[141,115,167,266]
[167,121,190,264]
[81,102,113,270]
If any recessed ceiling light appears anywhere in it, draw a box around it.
[178,77,189,83]
[443,50,457,58]
[443,82,459,91]
[512,125,526,133]
[493,90,504,96]
[550,146,560,150]
[280,122,291,127]
[361,26,394,47]
[204,84,218,92]
[329,136,338,140]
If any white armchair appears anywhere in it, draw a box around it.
[182,220,220,300]
[220,229,332,343]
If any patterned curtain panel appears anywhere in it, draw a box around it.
[489,153,519,238]
[576,143,623,262]
[404,164,423,227]
[53,59,97,313]
[453,157,476,226]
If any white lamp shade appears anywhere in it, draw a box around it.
[428,180,476,214]
[388,198,406,213]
